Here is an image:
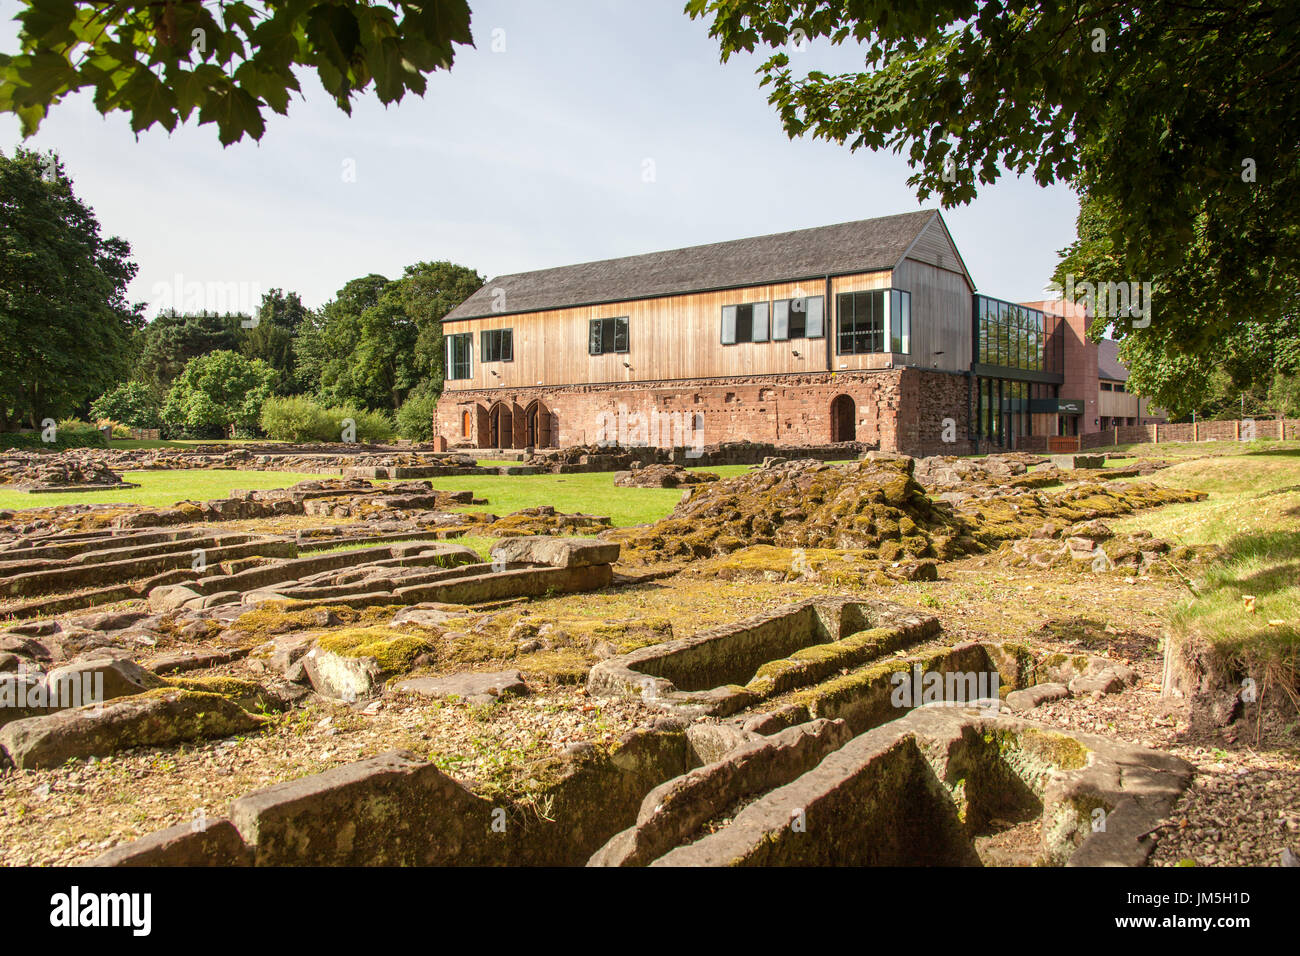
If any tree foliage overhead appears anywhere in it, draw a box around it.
[688,0,1300,352]
[0,0,475,145]
[0,148,141,430]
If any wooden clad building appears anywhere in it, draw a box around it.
[435,210,1131,455]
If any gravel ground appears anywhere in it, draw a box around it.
[1026,657,1300,867]
[0,682,657,866]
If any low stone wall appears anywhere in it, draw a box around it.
[631,707,1193,867]
[95,729,693,867]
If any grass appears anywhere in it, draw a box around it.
[305,536,501,560]
[0,462,756,528]
[1110,450,1300,660]
[1087,437,1300,459]
[0,469,335,511]
[420,463,755,527]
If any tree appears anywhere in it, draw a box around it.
[1268,372,1300,419]
[391,260,483,395]
[689,1,1300,352]
[134,310,243,393]
[298,273,416,412]
[1056,191,1300,418]
[1,0,475,145]
[161,349,275,436]
[0,148,141,430]
[91,381,162,429]
[240,289,312,394]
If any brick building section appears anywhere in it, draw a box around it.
[435,368,973,457]
[1022,298,1097,432]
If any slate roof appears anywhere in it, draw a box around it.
[445,210,939,321]
[1098,339,1129,381]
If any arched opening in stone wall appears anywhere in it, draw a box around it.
[830,394,856,443]
[525,399,553,448]
[488,401,514,449]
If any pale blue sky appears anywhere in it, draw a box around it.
[1,0,1079,316]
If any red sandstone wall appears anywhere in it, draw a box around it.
[434,369,973,455]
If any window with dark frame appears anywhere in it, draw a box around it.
[889,289,911,354]
[836,290,886,354]
[446,332,472,380]
[588,316,629,355]
[973,295,1050,373]
[772,296,825,341]
[480,328,513,363]
[720,302,770,344]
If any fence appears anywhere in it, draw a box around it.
[1018,418,1300,453]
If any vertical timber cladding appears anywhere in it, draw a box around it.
[435,211,980,452]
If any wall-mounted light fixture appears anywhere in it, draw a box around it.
[791,349,800,358]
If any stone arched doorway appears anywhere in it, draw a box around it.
[488,401,514,449]
[830,394,856,443]
[524,399,553,448]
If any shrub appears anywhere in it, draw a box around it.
[95,418,133,439]
[334,404,396,443]
[0,419,108,450]
[259,396,395,443]
[396,391,438,442]
[259,395,335,442]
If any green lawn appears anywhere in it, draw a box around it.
[424,464,754,527]
[0,463,756,528]
[1110,450,1300,659]
[0,469,334,511]
[1087,437,1300,459]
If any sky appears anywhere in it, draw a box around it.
[1,0,1080,318]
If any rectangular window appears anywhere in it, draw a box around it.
[480,328,513,363]
[446,332,472,380]
[721,305,737,345]
[588,316,629,355]
[804,296,824,338]
[752,301,769,342]
[720,302,771,345]
[973,295,1049,373]
[836,290,885,354]
[772,295,824,340]
[889,289,911,354]
[735,305,753,343]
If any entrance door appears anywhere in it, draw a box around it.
[525,400,552,448]
[830,394,856,443]
[488,402,513,449]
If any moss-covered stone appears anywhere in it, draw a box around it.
[316,627,434,672]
